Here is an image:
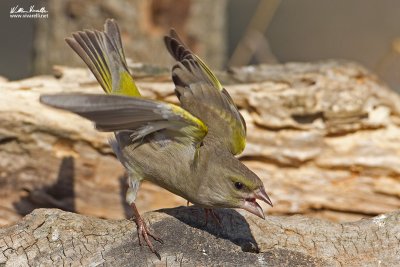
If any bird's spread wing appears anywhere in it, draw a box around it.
[65,19,140,97]
[40,94,207,146]
[164,29,246,155]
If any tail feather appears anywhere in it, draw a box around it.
[65,19,140,97]
[104,19,127,66]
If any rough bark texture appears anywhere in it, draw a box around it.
[0,208,399,266]
[33,0,227,74]
[1,60,400,265]
[1,61,400,228]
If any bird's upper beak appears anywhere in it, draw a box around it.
[241,187,273,219]
[256,187,273,207]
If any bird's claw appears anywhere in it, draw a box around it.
[130,202,163,260]
[135,217,163,255]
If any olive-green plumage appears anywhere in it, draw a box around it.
[40,19,272,254]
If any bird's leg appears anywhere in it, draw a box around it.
[203,208,222,227]
[130,203,163,255]
[126,176,162,254]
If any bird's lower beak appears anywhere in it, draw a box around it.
[241,187,273,220]
[241,199,265,219]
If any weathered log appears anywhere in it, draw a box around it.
[0,208,399,266]
[1,61,400,227]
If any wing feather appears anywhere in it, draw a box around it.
[164,30,246,154]
[40,94,207,146]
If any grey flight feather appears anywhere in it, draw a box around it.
[40,93,207,144]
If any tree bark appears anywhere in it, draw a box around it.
[1,61,400,265]
[0,207,399,266]
[1,61,400,227]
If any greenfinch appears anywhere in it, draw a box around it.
[40,19,272,256]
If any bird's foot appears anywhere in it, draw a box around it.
[136,216,163,249]
[131,204,163,259]
[204,208,222,227]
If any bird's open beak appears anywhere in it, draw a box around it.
[241,187,273,219]
[256,187,273,207]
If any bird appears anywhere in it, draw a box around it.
[40,19,273,256]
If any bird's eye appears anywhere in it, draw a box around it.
[234,182,243,190]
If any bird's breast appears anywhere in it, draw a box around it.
[121,137,200,199]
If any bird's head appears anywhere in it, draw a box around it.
[197,147,273,219]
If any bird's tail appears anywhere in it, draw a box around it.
[65,19,140,97]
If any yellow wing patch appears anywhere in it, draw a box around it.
[168,103,208,132]
[117,71,140,97]
[168,103,208,142]
[210,106,246,154]
[194,55,223,91]
[232,128,246,154]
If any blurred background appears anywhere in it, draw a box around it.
[2,0,400,90]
